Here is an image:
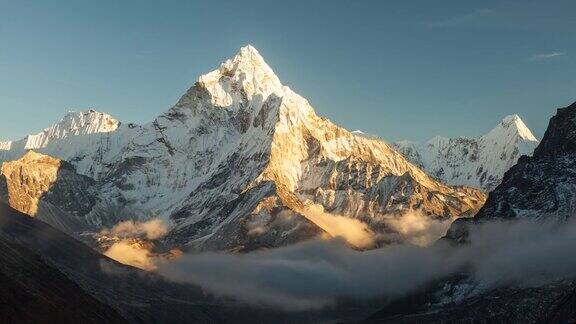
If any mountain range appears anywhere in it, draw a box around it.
[0,45,489,251]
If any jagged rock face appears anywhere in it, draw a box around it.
[183,182,325,252]
[0,151,96,233]
[0,45,485,250]
[393,115,539,192]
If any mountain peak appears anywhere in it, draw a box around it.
[454,101,576,228]
[485,114,538,142]
[196,45,283,108]
[235,44,266,64]
[0,110,121,153]
[501,114,521,124]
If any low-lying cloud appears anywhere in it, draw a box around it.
[159,239,454,310]
[100,218,169,240]
[158,218,576,310]
[99,218,174,271]
[300,204,375,249]
[384,211,454,246]
[104,241,159,271]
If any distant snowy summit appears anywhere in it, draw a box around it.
[393,115,539,192]
[0,110,119,156]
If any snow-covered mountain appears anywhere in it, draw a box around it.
[0,45,485,251]
[393,115,539,192]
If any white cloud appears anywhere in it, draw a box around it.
[530,52,566,61]
[98,218,176,271]
[299,204,376,249]
[104,241,159,271]
[100,218,169,240]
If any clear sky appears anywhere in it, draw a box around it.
[0,0,574,142]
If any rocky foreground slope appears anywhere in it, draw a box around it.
[0,202,227,322]
[0,203,124,323]
[0,45,485,251]
[393,114,539,192]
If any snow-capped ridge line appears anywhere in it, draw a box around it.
[1,109,121,148]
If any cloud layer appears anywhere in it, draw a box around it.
[158,219,576,310]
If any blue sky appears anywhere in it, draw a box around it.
[0,0,574,141]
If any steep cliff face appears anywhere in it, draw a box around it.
[0,46,485,251]
[394,115,539,192]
